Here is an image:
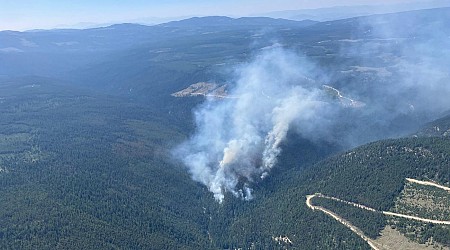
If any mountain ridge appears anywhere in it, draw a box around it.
[0,7,449,249]
[158,16,317,27]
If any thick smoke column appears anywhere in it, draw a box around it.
[175,49,329,202]
[176,9,450,203]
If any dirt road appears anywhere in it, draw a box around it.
[406,178,450,192]
[306,178,450,249]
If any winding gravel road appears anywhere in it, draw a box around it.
[306,178,450,250]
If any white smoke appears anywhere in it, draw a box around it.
[175,48,331,202]
[174,9,450,203]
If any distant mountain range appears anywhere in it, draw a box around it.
[0,8,449,249]
[258,0,450,21]
[159,16,316,28]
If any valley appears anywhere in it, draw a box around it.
[0,6,449,250]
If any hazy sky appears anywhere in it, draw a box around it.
[0,0,444,31]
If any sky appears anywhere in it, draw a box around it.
[0,0,446,31]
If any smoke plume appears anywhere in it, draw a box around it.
[175,49,334,202]
[175,8,450,202]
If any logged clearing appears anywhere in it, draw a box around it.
[306,178,450,250]
[392,179,450,221]
[374,226,449,250]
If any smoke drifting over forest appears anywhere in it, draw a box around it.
[175,49,334,202]
[175,10,450,202]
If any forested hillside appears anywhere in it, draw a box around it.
[415,113,450,137]
[0,77,214,249]
[218,137,449,249]
[1,7,449,250]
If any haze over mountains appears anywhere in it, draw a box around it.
[0,6,449,249]
[258,0,450,21]
[7,1,450,30]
